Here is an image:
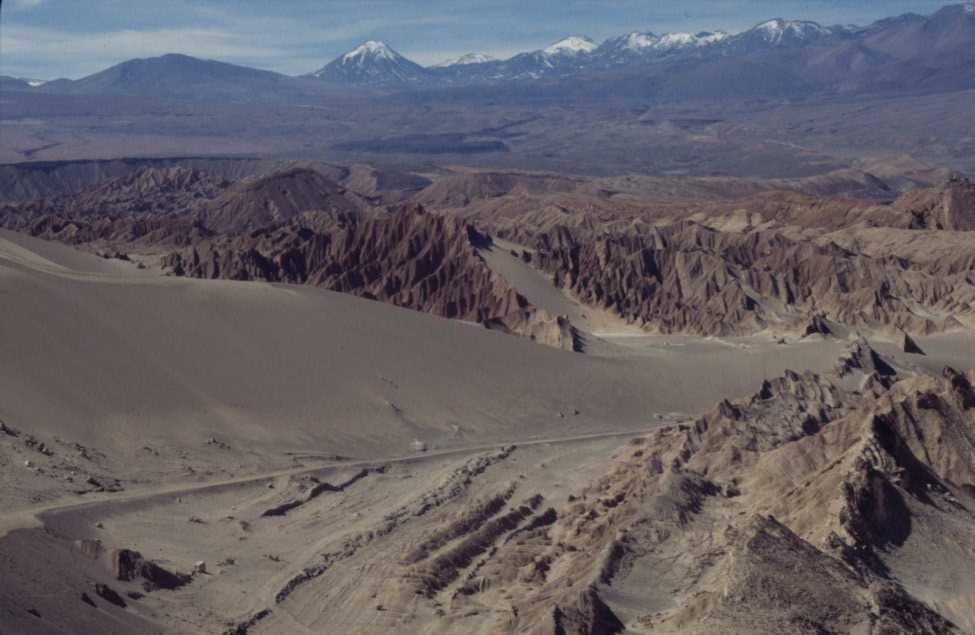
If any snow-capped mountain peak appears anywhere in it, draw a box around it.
[543,36,597,56]
[656,31,727,49]
[657,32,697,48]
[601,30,728,57]
[692,31,730,45]
[621,32,659,50]
[342,41,399,64]
[313,40,428,84]
[652,31,728,50]
[752,18,830,44]
[433,53,496,68]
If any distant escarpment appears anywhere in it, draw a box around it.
[445,175,975,242]
[729,176,975,232]
[0,166,228,225]
[530,220,975,336]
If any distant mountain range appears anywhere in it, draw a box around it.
[7,3,975,101]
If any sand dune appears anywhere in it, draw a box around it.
[0,231,841,462]
[5,229,971,461]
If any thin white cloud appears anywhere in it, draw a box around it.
[0,25,294,77]
[0,11,469,78]
[6,0,46,10]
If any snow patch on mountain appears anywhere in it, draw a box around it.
[543,36,597,56]
[753,19,830,44]
[342,41,398,64]
[620,32,658,50]
[655,31,728,49]
[692,31,730,45]
[312,40,428,83]
[433,53,495,67]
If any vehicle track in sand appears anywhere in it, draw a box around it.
[0,424,675,542]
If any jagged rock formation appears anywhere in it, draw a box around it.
[0,167,368,249]
[893,176,975,231]
[685,177,975,233]
[530,221,975,336]
[0,166,230,248]
[836,336,899,380]
[4,165,973,344]
[414,171,597,209]
[0,163,424,237]
[195,167,371,233]
[74,541,191,592]
[112,548,191,591]
[904,331,927,355]
[417,172,971,240]
[412,173,975,339]
[0,167,228,228]
[400,365,975,633]
[804,313,833,337]
[14,213,210,248]
[162,204,579,350]
[0,167,580,349]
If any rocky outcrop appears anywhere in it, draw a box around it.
[18,213,210,247]
[74,540,192,594]
[413,175,975,340]
[903,332,926,355]
[93,583,127,608]
[414,171,593,209]
[892,176,975,231]
[1,167,583,350]
[0,167,227,229]
[195,167,370,233]
[112,548,191,591]
[804,313,832,337]
[429,365,974,633]
[836,336,898,380]
[530,221,975,336]
[162,204,579,350]
[6,165,972,346]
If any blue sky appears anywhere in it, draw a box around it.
[0,0,961,79]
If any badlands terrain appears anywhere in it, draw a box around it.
[0,157,974,635]
[2,3,975,632]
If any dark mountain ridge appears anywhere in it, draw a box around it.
[20,3,975,103]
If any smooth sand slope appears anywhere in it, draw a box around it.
[0,230,866,463]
